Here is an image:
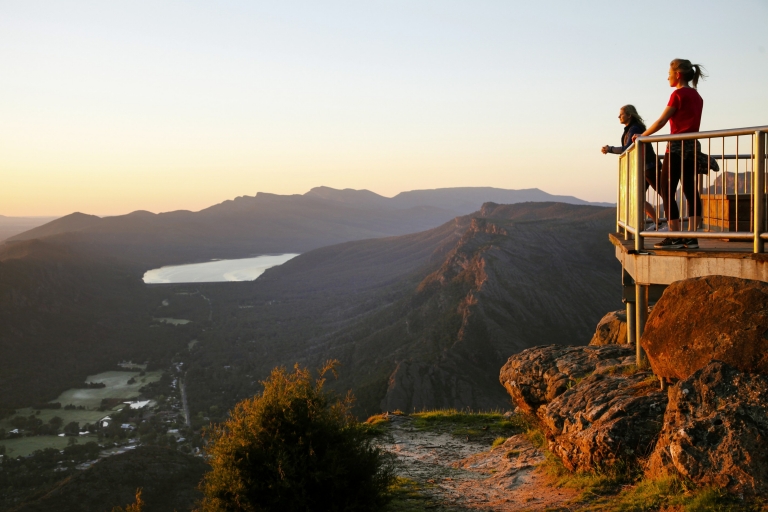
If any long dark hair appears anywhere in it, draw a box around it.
[622,105,646,130]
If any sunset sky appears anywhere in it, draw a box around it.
[2,1,767,216]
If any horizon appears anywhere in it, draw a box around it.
[2,1,767,216]
[0,184,615,219]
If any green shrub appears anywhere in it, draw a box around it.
[199,361,394,512]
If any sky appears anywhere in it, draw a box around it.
[1,0,767,216]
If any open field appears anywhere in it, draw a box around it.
[0,370,163,456]
[53,370,162,409]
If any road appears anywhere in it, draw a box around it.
[180,375,192,428]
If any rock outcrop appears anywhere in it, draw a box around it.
[588,310,628,346]
[647,361,768,496]
[641,276,768,381]
[543,370,666,471]
[499,345,634,414]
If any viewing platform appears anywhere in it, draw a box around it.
[613,125,768,374]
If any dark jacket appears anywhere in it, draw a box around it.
[610,121,657,168]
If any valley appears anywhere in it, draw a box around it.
[0,192,621,510]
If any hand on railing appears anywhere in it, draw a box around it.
[601,145,610,154]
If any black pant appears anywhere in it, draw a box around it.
[660,152,701,221]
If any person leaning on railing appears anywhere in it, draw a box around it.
[633,58,706,250]
[602,104,661,230]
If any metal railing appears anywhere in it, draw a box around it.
[617,126,768,253]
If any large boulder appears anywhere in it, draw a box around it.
[641,276,768,381]
[647,361,768,496]
[499,345,634,414]
[589,310,628,346]
[542,369,666,471]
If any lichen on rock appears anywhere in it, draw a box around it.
[647,361,768,496]
[641,275,768,381]
[542,370,666,471]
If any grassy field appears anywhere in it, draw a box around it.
[0,434,101,457]
[0,370,162,456]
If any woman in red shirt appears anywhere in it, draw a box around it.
[634,59,707,249]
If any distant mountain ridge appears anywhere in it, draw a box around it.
[305,186,613,213]
[6,187,611,268]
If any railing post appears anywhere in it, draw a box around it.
[635,139,645,251]
[755,130,766,253]
[635,283,648,369]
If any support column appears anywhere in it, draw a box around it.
[622,268,636,347]
[755,130,765,254]
[626,301,636,348]
[635,283,648,368]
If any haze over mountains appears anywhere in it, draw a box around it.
[0,215,57,243]
[5,186,611,268]
[182,202,620,416]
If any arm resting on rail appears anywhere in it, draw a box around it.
[633,106,676,141]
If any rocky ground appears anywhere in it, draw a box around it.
[380,414,579,511]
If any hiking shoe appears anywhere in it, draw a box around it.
[684,238,699,249]
[654,237,685,249]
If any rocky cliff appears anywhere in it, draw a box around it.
[500,275,768,499]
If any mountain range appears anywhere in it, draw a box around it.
[5,187,611,268]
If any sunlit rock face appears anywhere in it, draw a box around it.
[588,310,627,346]
[648,361,768,496]
[641,275,768,381]
[499,344,634,414]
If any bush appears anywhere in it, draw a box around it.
[199,361,393,512]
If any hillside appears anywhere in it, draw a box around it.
[6,187,610,268]
[0,201,619,421]
[0,240,209,410]
[181,202,621,418]
[9,446,207,512]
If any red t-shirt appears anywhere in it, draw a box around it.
[667,87,703,133]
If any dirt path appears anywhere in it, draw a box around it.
[381,415,579,511]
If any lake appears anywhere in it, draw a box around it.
[142,254,299,284]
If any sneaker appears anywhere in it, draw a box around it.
[654,237,685,249]
[684,238,699,249]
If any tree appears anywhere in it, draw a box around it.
[199,362,393,512]
[48,416,63,430]
[112,489,144,512]
[63,421,79,436]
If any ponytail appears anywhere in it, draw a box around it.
[671,58,708,88]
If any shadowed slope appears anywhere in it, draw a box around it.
[183,202,620,418]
